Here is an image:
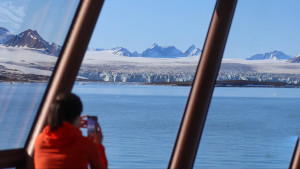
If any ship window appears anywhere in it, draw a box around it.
[0,0,80,150]
[196,1,300,168]
[72,0,215,168]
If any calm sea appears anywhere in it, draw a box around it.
[1,83,300,168]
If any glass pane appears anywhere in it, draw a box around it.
[0,0,80,149]
[73,0,215,168]
[197,1,300,168]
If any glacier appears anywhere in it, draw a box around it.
[1,47,300,85]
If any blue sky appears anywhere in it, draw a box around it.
[90,0,300,58]
[89,0,215,53]
[1,0,300,58]
[226,0,300,58]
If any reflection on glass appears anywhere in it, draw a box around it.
[0,0,80,149]
[73,0,215,168]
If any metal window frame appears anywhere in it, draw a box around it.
[168,0,237,168]
[0,149,25,168]
[0,0,104,168]
[290,138,300,169]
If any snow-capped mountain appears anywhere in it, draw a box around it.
[1,28,200,58]
[111,47,132,57]
[141,43,186,58]
[4,29,61,56]
[0,27,14,44]
[86,43,200,58]
[88,47,137,57]
[246,50,291,60]
[288,54,300,63]
[184,45,201,57]
[88,47,134,56]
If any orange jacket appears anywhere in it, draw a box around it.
[34,122,107,169]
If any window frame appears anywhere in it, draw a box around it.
[168,0,237,168]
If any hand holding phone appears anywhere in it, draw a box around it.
[80,115,103,144]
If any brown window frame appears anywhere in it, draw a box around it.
[168,0,237,168]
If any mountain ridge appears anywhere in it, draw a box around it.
[4,29,61,56]
[87,43,202,58]
[246,50,292,60]
[2,27,300,60]
[288,54,300,63]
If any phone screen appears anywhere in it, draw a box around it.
[87,116,97,137]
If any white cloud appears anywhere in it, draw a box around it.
[0,1,26,30]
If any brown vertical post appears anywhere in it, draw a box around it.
[290,138,300,169]
[168,0,237,168]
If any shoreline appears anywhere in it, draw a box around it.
[143,80,300,88]
[1,79,300,88]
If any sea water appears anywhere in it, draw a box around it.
[73,84,300,168]
[1,83,300,168]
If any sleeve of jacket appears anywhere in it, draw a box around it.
[88,142,107,169]
[96,144,108,168]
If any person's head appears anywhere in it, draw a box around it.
[48,93,83,132]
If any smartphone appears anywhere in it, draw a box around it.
[87,116,98,137]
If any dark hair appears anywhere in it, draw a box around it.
[48,93,83,132]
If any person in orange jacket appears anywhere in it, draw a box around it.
[34,93,107,169]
